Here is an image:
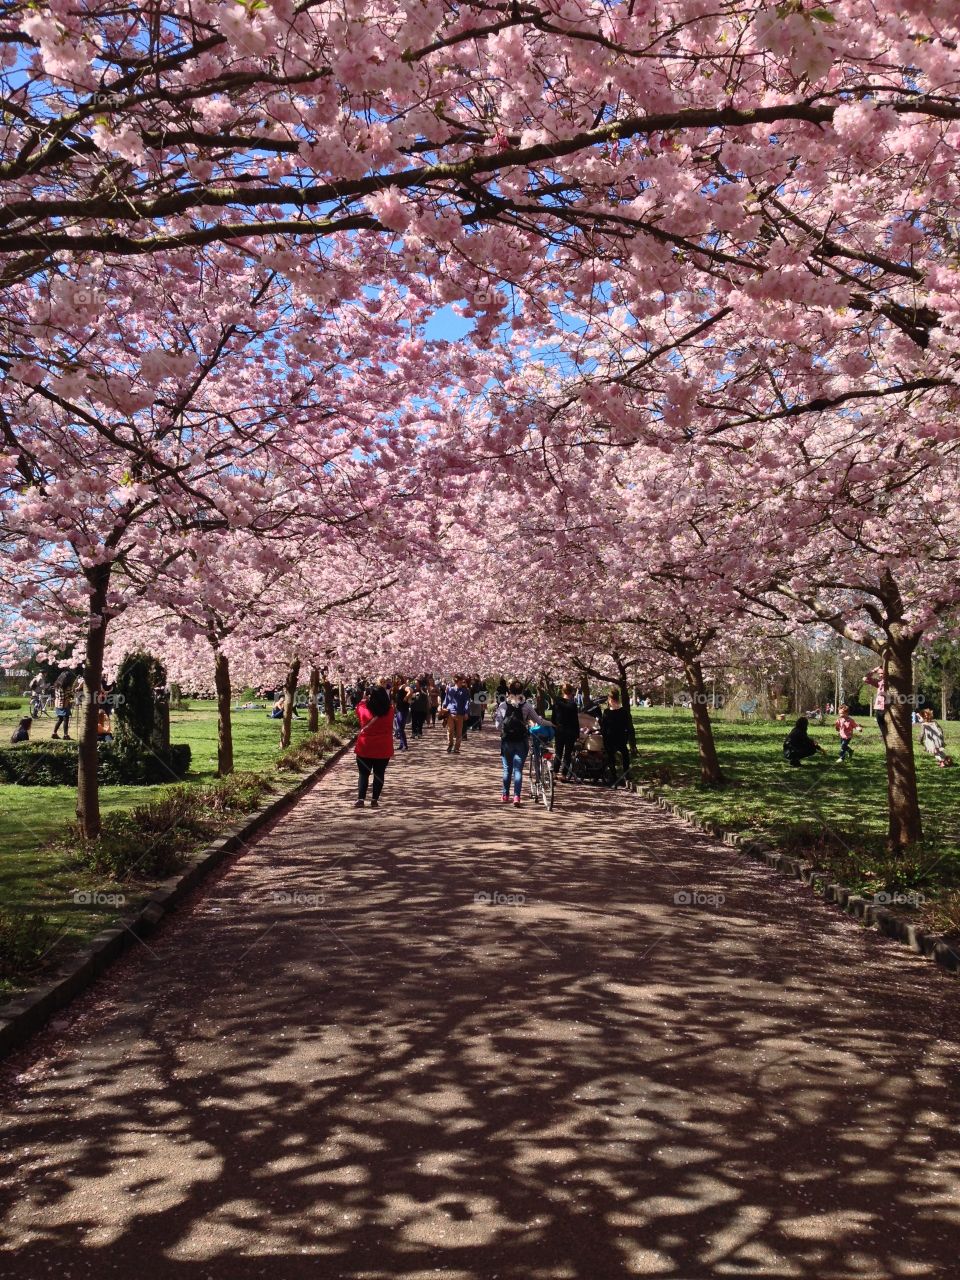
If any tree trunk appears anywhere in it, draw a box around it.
[214,648,234,776]
[307,665,320,733]
[943,674,953,722]
[280,658,301,750]
[883,643,923,848]
[76,566,110,839]
[579,674,590,706]
[338,681,346,717]
[322,675,336,724]
[683,657,725,786]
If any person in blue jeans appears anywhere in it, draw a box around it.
[443,674,472,753]
[495,680,549,805]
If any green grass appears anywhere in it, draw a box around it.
[630,707,960,937]
[0,698,345,992]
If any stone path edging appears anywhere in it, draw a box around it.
[0,735,356,1059]
[634,781,960,978]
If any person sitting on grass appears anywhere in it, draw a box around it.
[782,716,826,767]
[918,708,952,768]
[10,716,31,744]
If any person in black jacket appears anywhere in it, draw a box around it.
[409,684,429,738]
[782,717,824,767]
[601,689,636,787]
[551,683,580,781]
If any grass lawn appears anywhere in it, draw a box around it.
[630,707,960,937]
[0,697,342,993]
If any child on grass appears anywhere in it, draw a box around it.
[919,708,952,768]
[834,704,862,763]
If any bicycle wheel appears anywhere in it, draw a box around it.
[527,751,540,801]
[542,758,555,811]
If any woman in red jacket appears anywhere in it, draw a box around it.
[354,684,394,808]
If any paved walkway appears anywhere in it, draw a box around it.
[2,724,960,1278]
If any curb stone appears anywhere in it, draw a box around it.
[0,735,356,1060]
[633,781,960,979]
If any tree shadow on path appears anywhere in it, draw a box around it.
[1,727,959,1278]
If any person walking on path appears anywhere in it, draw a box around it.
[551,682,580,781]
[919,708,952,767]
[427,681,440,728]
[600,689,636,787]
[782,716,825,767]
[834,704,862,763]
[394,683,410,752]
[409,684,428,739]
[495,679,549,804]
[443,675,472,754]
[354,685,395,808]
[51,671,73,739]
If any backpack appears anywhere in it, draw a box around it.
[501,700,528,742]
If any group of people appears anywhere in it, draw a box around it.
[783,666,954,769]
[13,672,114,745]
[351,673,638,810]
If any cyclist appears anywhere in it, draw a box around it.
[27,671,49,717]
[495,679,549,805]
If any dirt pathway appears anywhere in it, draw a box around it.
[1,722,959,1278]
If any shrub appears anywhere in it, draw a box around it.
[0,910,55,978]
[0,741,191,786]
[64,786,208,879]
[0,697,24,710]
[205,771,273,815]
[67,812,184,879]
[97,741,192,785]
[275,724,350,772]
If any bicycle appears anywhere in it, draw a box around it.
[28,691,52,718]
[527,733,556,811]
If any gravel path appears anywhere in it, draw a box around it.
[2,723,959,1278]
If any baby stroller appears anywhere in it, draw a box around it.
[569,720,608,785]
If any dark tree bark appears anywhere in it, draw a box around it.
[322,672,336,724]
[883,641,923,847]
[681,655,724,786]
[214,648,234,776]
[280,658,301,750]
[76,565,111,839]
[307,665,320,733]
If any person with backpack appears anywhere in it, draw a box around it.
[550,682,580,781]
[495,679,549,805]
[354,684,395,808]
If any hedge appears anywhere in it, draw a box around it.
[0,741,191,786]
